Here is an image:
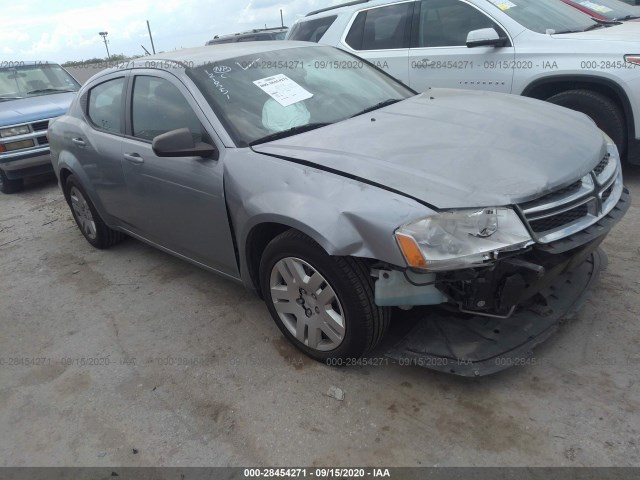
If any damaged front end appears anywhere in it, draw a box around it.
[377,146,630,376]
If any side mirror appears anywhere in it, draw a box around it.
[466,28,507,48]
[152,128,218,159]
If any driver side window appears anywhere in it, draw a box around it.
[418,0,504,47]
[131,76,203,142]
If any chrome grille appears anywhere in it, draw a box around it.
[593,155,609,176]
[529,204,589,234]
[519,153,622,244]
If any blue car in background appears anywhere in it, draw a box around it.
[0,62,79,193]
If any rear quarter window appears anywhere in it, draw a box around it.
[288,16,338,42]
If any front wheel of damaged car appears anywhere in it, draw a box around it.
[259,230,390,363]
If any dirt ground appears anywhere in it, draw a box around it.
[0,165,639,467]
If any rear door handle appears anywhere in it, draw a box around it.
[71,138,86,147]
[123,152,144,164]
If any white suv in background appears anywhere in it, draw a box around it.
[289,0,640,164]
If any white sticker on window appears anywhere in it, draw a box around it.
[253,74,313,107]
[578,1,613,13]
[489,0,517,10]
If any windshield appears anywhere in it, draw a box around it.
[0,63,79,100]
[187,46,414,146]
[484,0,599,33]
[568,0,640,20]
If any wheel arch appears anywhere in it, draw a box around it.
[242,218,364,298]
[521,75,635,148]
[56,154,111,225]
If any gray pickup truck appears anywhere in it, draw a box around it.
[0,61,79,193]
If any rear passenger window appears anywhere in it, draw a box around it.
[87,78,125,133]
[345,3,412,51]
[288,16,338,42]
[131,76,203,142]
[417,0,503,47]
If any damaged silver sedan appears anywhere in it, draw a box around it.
[48,42,629,375]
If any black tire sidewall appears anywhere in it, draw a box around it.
[64,175,108,248]
[547,90,626,153]
[0,169,23,194]
[259,232,373,362]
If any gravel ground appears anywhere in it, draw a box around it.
[0,165,639,467]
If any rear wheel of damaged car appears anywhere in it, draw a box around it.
[259,230,390,363]
[547,89,627,156]
[64,174,124,249]
[0,169,23,194]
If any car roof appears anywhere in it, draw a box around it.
[89,41,321,80]
[208,27,289,42]
[143,41,315,65]
[304,0,408,17]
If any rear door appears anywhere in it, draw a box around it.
[408,0,516,93]
[339,1,415,84]
[119,70,238,277]
[75,72,129,221]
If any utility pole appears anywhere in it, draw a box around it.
[147,20,156,54]
[99,31,110,59]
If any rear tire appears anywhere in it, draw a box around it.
[64,175,124,249]
[546,89,626,156]
[259,230,390,363]
[0,169,23,194]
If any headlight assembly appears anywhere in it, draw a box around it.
[0,125,30,138]
[395,208,533,271]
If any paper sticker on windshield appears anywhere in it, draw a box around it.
[253,74,313,107]
[578,1,613,13]
[489,0,516,10]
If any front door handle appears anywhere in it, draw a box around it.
[123,152,144,164]
[71,138,86,147]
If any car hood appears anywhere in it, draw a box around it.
[0,92,76,127]
[550,21,640,41]
[252,89,606,210]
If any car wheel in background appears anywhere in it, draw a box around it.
[547,89,626,156]
[64,175,124,249]
[0,169,24,194]
[259,229,390,362]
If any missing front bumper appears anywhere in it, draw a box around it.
[384,248,606,377]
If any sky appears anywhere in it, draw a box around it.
[0,0,343,63]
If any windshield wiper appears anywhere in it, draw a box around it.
[250,123,331,146]
[351,98,402,118]
[27,88,76,95]
[616,15,640,21]
[552,20,613,34]
[0,96,24,101]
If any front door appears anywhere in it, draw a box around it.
[120,71,238,277]
[408,0,516,93]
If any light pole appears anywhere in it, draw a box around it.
[98,31,110,60]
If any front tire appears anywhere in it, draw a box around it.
[547,89,626,156]
[64,175,124,249]
[259,230,390,362]
[0,169,23,194]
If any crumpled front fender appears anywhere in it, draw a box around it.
[224,150,433,291]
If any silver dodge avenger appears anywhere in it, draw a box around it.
[48,42,629,375]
